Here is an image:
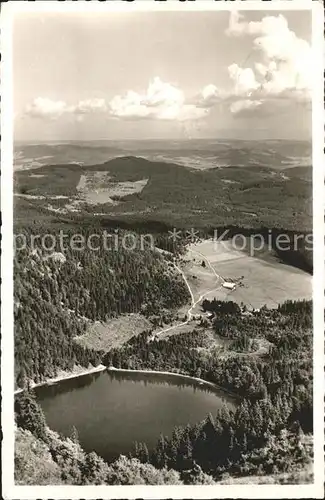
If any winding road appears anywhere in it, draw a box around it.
[151,248,225,340]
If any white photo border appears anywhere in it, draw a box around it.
[1,1,324,499]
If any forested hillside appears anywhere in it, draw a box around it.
[13,154,313,485]
[15,299,313,484]
[104,299,313,478]
[14,155,313,274]
[15,402,184,486]
[104,300,312,425]
[14,227,189,388]
[15,155,312,233]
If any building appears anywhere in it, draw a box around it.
[222,281,236,291]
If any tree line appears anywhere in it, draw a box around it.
[14,226,189,388]
[103,300,312,477]
[15,298,312,484]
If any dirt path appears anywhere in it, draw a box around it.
[190,247,225,284]
[152,253,224,340]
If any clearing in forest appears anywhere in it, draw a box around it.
[184,240,312,309]
[74,313,152,351]
[77,171,148,205]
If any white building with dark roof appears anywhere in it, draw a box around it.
[222,281,236,291]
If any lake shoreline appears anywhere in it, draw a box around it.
[107,366,239,400]
[14,364,107,395]
[14,363,239,402]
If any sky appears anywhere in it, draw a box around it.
[13,9,312,142]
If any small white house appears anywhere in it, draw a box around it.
[222,281,236,291]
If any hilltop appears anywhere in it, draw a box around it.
[15,155,311,233]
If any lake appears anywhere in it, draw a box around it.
[35,369,236,463]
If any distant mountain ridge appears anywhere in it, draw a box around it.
[14,139,312,172]
[14,152,312,240]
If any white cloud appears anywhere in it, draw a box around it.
[197,84,223,108]
[226,12,312,107]
[201,84,218,101]
[73,98,107,115]
[185,84,222,111]
[143,77,183,107]
[109,91,152,120]
[230,99,263,116]
[25,97,108,120]
[25,98,71,120]
[25,13,312,126]
[228,64,260,96]
[227,11,289,39]
[229,96,310,119]
[109,77,208,121]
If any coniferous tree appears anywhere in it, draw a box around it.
[15,391,47,440]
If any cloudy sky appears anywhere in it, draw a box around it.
[13,10,312,142]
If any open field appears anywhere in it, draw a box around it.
[14,152,312,233]
[77,171,148,205]
[148,237,312,340]
[183,240,312,310]
[74,313,152,352]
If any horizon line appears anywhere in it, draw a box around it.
[14,137,312,145]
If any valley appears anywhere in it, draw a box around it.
[13,140,314,487]
[14,142,312,235]
[9,2,320,491]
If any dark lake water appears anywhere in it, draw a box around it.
[36,369,236,463]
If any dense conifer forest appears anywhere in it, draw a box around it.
[13,164,313,484]
[14,226,189,387]
[118,300,313,478]
[104,299,313,426]
[15,156,312,234]
[15,292,313,484]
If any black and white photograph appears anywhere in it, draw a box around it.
[1,1,324,498]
